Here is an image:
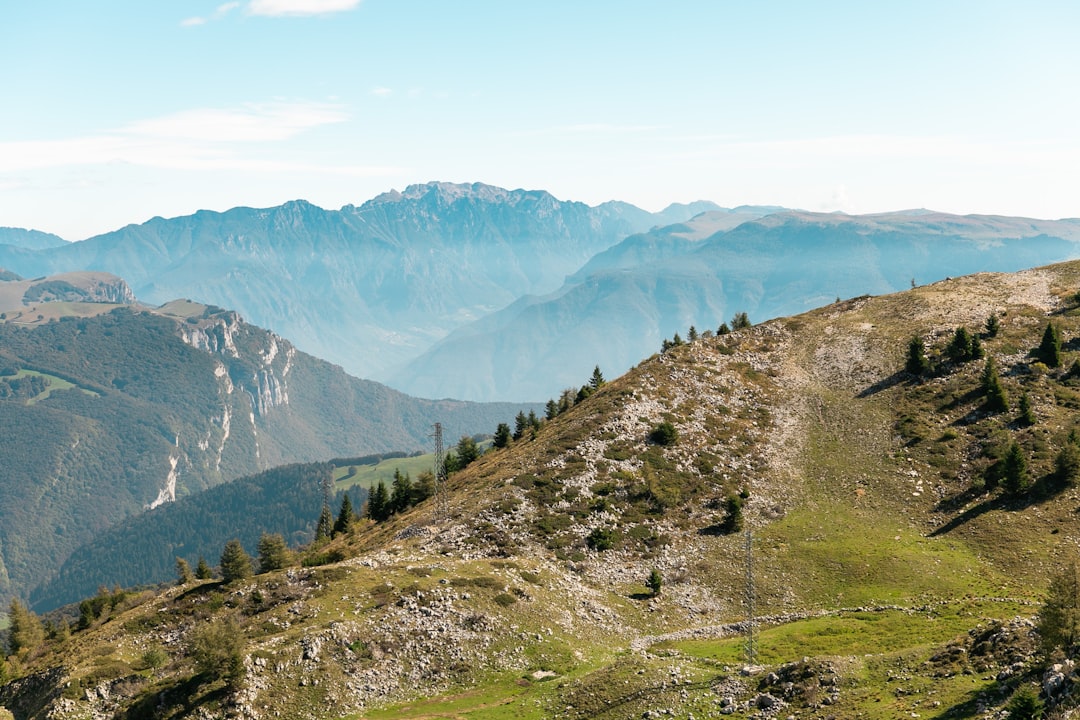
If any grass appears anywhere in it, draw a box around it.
[11,368,99,404]
[334,453,435,490]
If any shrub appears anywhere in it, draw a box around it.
[585,526,618,552]
[649,422,678,446]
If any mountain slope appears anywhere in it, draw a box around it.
[0,298,530,608]
[0,183,697,383]
[397,209,1080,401]
[8,260,1080,718]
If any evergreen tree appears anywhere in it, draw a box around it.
[494,421,512,447]
[671,332,684,346]
[366,481,391,521]
[333,494,354,536]
[391,469,414,513]
[558,388,576,413]
[513,411,528,440]
[647,569,662,597]
[455,435,480,468]
[1039,561,1080,655]
[544,400,559,421]
[969,333,985,360]
[315,503,334,542]
[986,313,1000,338]
[257,532,290,572]
[176,557,194,585]
[946,327,974,363]
[1018,392,1036,426]
[413,470,437,504]
[220,539,253,583]
[195,556,212,580]
[717,322,731,335]
[1005,685,1043,720]
[687,325,698,342]
[7,599,43,656]
[1038,320,1063,368]
[1056,443,1080,486]
[528,410,541,433]
[589,365,605,390]
[722,494,744,533]
[905,336,930,376]
[731,312,751,330]
[982,357,1009,412]
[1002,441,1030,495]
[189,618,246,688]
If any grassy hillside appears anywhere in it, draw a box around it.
[9,261,1080,718]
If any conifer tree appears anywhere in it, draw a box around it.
[455,435,480,468]
[513,411,528,440]
[589,365,605,389]
[1039,560,1080,655]
[257,532,290,572]
[333,494,354,536]
[982,357,1009,412]
[391,469,414,514]
[969,333,985,360]
[1056,442,1080,486]
[494,421,512,447]
[905,336,930,375]
[544,400,559,421]
[195,556,213,580]
[366,481,391,522]
[1038,320,1063,368]
[220,539,253,583]
[731,312,751,330]
[7,599,43,656]
[946,327,974,363]
[413,470,437,504]
[528,410,541,433]
[647,569,662,597]
[687,325,698,342]
[315,503,334,542]
[986,313,1000,338]
[717,322,731,335]
[176,557,194,585]
[1018,392,1036,426]
[1002,441,1029,495]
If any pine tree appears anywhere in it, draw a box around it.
[687,325,698,342]
[1005,685,1043,720]
[1002,441,1029,495]
[513,411,528,440]
[946,327,974,363]
[176,557,194,585]
[257,532,290,572]
[905,336,930,375]
[413,470,436,504]
[195,556,213,580]
[1038,321,1063,367]
[647,569,662,597]
[220,539,253,583]
[315,503,334,542]
[982,357,1009,412]
[986,313,1000,338]
[366,481,391,522]
[544,400,559,421]
[589,365,605,389]
[7,599,43,656]
[494,422,512,447]
[528,410,541,432]
[1018,392,1036,426]
[391,469,414,514]
[1039,560,1080,655]
[333,494,354,536]
[717,322,731,335]
[455,435,480,468]
[731,312,751,330]
[1056,443,1080,486]
[969,333,985,360]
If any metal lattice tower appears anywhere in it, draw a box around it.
[431,422,449,523]
[744,526,756,665]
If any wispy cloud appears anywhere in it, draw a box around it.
[181,2,241,27]
[247,0,361,17]
[0,102,378,174]
[371,87,392,97]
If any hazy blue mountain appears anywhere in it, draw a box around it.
[0,298,531,606]
[393,210,1080,401]
[0,183,703,383]
[0,227,68,250]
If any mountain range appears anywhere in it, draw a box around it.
[5,183,1080,403]
[0,287,527,608]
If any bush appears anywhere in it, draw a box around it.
[188,618,245,688]
[585,526,618,552]
[649,422,678,446]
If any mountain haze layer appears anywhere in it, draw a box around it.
[395,210,1080,400]
[0,183,712,384]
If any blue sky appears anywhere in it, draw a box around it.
[2,1,1079,239]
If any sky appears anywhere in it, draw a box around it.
[3,1,1080,240]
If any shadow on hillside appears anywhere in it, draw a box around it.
[930,679,1003,720]
[856,371,909,398]
[930,472,1072,537]
[176,579,226,602]
[119,675,229,720]
[697,522,737,537]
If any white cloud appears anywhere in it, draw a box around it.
[180,16,207,26]
[123,102,348,142]
[0,102,357,173]
[371,87,392,97]
[181,2,240,27]
[247,0,361,17]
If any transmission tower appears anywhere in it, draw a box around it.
[744,526,756,665]
[431,422,449,523]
